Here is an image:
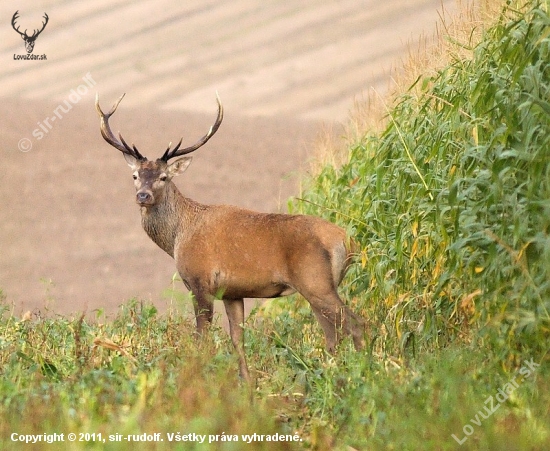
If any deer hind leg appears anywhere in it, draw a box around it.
[289,237,365,351]
[328,239,366,350]
[223,298,251,382]
[310,303,340,352]
[295,250,365,351]
[307,292,366,352]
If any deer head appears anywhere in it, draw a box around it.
[11,11,49,54]
[95,93,223,207]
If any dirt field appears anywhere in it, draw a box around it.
[0,0,453,320]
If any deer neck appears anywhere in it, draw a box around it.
[140,182,203,258]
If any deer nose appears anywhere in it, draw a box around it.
[136,192,152,204]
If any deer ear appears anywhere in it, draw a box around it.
[124,153,139,170]
[168,156,192,178]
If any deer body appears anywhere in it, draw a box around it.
[147,197,352,300]
[96,94,366,381]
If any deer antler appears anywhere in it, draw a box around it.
[31,13,49,39]
[11,11,25,37]
[95,93,146,161]
[160,93,223,162]
[11,11,48,38]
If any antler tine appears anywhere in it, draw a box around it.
[11,11,25,37]
[164,138,183,155]
[95,93,146,160]
[32,13,49,38]
[160,93,223,162]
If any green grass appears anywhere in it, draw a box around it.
[0,299,549,450]
[2,1,550,449]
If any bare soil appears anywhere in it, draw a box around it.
[0,0,452,320]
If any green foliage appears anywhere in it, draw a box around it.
[0,301,303,451]
[1,301,549,450]
[295,1,550,361]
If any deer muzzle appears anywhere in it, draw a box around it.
[136,191,154,206]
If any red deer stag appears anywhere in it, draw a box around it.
[95,93,366,381]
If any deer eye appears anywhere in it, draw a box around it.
[159,175,167,182]
[132,174,137,180]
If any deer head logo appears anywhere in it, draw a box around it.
[11,11,49,54]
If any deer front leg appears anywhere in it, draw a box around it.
[223,298,251,382]
[190,288,214,336]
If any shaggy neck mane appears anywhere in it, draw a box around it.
[140,182,206,257]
